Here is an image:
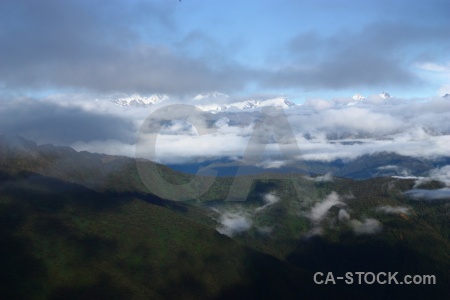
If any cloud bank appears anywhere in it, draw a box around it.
[2,94,450,168]
[404,188,450,201]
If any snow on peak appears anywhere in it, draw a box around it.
[194,96,296,112]
[224,97,295,110]
[113,94,169,107]
[258,97,296,108]
[379,91,391,99]
[193,92,229,101]
[352,94,365,101]
[442,93,450,99]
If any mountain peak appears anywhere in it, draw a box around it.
[193,92,229,101]
[112,94,168,107]
[352,94,365,101]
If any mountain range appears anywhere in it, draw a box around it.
[109,91,394,111]
[0,134,449,299]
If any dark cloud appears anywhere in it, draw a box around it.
[0,0,251,95]
[263,22,450,90]
[1,0,448,95]
[0,97,134,145]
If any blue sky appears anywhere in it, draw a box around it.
[1,0,450,102]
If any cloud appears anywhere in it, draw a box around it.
[0,96,135,145]
[214,192,281,236]
[377,205,410,215]
[338,209,351,221]
[413,165,450,188]
[308,192,344,224]
[255,192,280,212]
[404,188,450,201]
[304,192,383,236]
[256,160,287,169]
[350,218,382,235]
[1,92,450,166]
[429,166,450,186]
[2,0,449,96]
[0,0,252,95]
[308,172,333,182]
[417,62,450,73]
[305,98,335,111]
[256,226,273,235]
[263,21,450,91]
[262,192,280,205]
[216,211,252,237]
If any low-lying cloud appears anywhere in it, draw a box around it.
[428,166,450,186]
[350,218,382,235]
[305,192,383,236]
[255,192,280,212]
[404,188,450,201]
[377,205,410,215]
[215,192,281,236]
[338,208,351,221]
[308,192,344,224]
[307,172,334,182]
[216,211,252,237]
[1,93,450,167]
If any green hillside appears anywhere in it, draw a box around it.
[1,169,355,299]
[0,135,449,299]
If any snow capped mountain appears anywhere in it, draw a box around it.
[352,94,366,101]
[193,92,229,101]
[379,91,391,99]
[112,94,168,107]
[109,92,296,111]
[258,97,296,108]
[197,97,295,112]
[348,92,391,106]
[442,94,450,99]
[347,94,366,106]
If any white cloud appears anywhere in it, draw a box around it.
[405,188,450,201]
[215,192,281,236]
[305,98,335,111]
[216,212,252,237]
[377,205,410,215]
[262,192,280,205]
[417,62,450,73]
[438,84,450,96]
[2,93,450,166]
[255,192,280,212]
[256,159,287,169]
[350,218,382,235]
[309,172,333,182]
[429,166,450,186]
[308,192,344,223]
[338,208,351,221]
[414,165,450,188]
[257,226,273,235]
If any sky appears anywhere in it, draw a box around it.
[1,0,450,169]
[1,0,450,101]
